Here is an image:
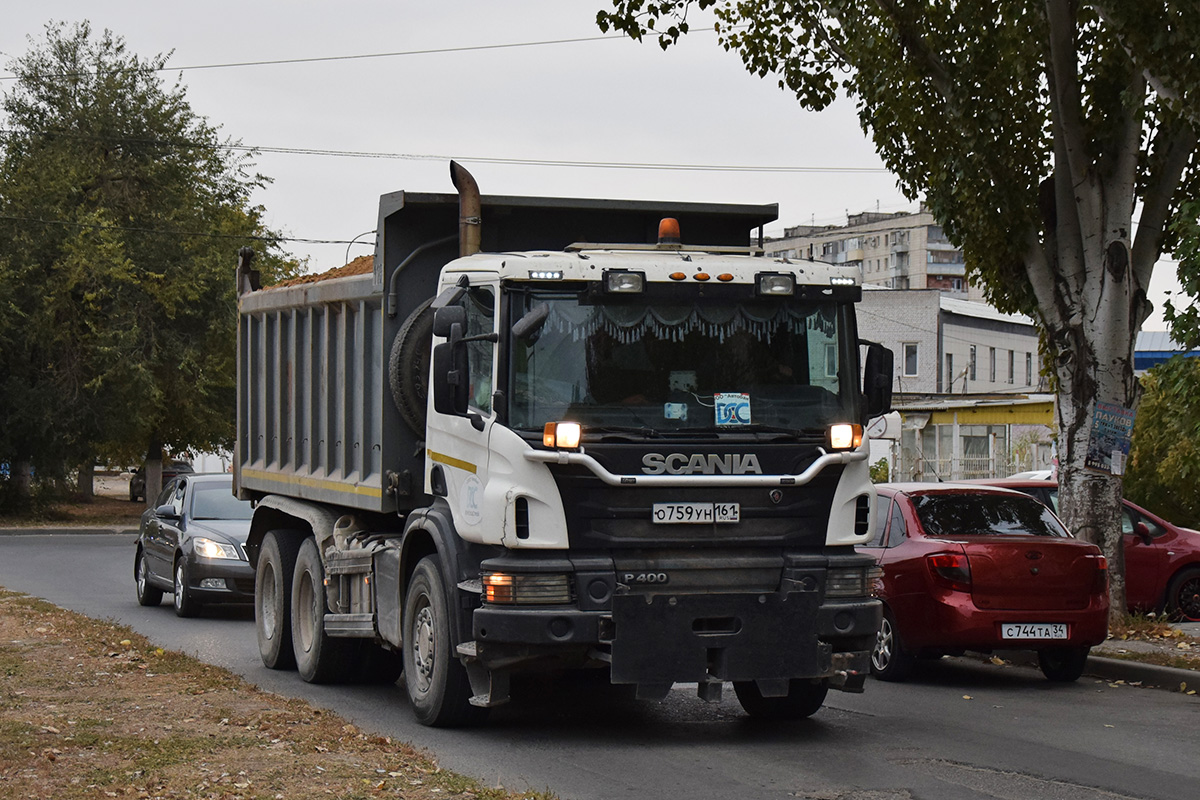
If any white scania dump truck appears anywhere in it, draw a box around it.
[234,163,892,726]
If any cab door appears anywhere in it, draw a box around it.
[426,275,502,545]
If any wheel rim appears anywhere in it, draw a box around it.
[872,617,894,672]
[1176,576,1200,621]
[174,563,185,611]
[260,561,278,637]
[297,567,317,652]
[410,598,436,694]
[136,555,148,597]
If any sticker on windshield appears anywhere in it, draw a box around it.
[714,393,751,426]
[664,402,688,421]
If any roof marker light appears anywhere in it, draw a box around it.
[529,270,563,280]
[830,275,857,286]
[658,218,681,245]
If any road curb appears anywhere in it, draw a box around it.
[1085,654,1198,689]
[0,528,139,536]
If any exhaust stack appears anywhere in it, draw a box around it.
[449,161,481,257]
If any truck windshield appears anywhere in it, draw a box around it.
[507,289,856,434]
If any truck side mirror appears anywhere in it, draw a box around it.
[432,321,469,416]
[433,304,466,337]
[861,340,894,420]
[512,303,550,343]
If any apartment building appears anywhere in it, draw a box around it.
[766,205,985,301]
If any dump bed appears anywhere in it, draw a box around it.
[236,189,777,514]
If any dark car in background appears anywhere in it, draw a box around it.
[864,483,1109,683]
[133,473,254,617]
[979,479,1200,621]
[129,459,194,502]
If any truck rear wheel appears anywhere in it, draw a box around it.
[733,680,828,720]
[402,556,486,727]
[256,530,302,670]
[292,537,356,683]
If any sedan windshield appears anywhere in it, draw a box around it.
[191,483,254,520]
[508,289,854,434]
[912,493,1071,538]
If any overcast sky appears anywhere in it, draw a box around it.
[2,1,1180,329]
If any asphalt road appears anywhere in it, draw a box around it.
[2,531,1199,800]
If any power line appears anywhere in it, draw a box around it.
[0,34,628,82]
[0,128,893,174]
[0,214,354,245]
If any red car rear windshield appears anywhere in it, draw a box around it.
[911,493,1071,539]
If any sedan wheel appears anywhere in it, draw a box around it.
[1037,646,1090,682]
[173,559,202,618]
[871,610,915,682]
[1167,568,1200,622]
[134,550,163,607]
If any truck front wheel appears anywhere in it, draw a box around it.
[732,680,828,720]
[292,537,355,683]
[402,557,486,727]
[256,530,302,670]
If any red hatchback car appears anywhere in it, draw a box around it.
[864,484,1109,683]
[980,479,1200,621]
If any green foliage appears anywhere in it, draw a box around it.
[1165,199,1200,350]
[0,22,299,482]
[1124,356,1200,529]
[869,457,889,484]
[599,2,1200,323]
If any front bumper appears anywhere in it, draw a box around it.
[184,555,255,603]
[472,592,880,687]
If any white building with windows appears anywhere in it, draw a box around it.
[855,288,1053,481]
[857,288,1045,395]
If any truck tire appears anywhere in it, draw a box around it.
[732,679,828,720]
[402,556,487,727]
[388,299,433,434]
[256,530,302,670]
[292,537,356,683]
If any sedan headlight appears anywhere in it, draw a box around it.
[193,537,240,560]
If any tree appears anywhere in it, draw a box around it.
[1124,356,1200,530]
[0,22,298,506]
[597,1,1200,620]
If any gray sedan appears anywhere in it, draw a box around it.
[133,473,255,617]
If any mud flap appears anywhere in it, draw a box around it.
[609,592,831,685]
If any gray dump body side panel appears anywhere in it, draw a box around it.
[237,273,407,513]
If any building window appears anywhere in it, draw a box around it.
[1007,350,1014,384]
[945,353,955,391]
[903,343,919,377]
[989,347,996,382]
[1025,352,1033,385]
[969,346,977,381]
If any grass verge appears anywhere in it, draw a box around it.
[0,589,555,800]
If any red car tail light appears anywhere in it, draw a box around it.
[1093,554,1109,595]
[926,552,972,592]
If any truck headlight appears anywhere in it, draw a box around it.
[828,423,864,450]
[482,572,573,605]
[826,566,873,597]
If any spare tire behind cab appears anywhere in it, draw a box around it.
[388,299,434,434]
